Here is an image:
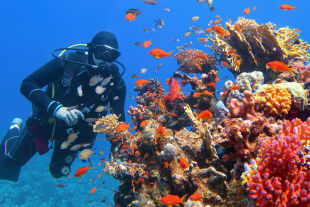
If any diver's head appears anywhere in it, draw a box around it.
[88,31,120,65]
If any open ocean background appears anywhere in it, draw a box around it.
[0,0,309,206]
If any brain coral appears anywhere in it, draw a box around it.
[241,118,310,207]
[255,84,292,117]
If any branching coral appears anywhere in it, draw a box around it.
[93,114,120,137]
[273,25,310,62]
[184,104,217,160]
[255,84,292,117]
[241,118,310,207]
[175,49,216,73]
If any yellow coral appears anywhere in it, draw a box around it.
[184,104,217,160]
[255,84,292,117]
[206,17,310,75]
[93,114,120,137]
[272,25,310,62]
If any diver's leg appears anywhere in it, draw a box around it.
[0,118,37,182]
[49,131,78,178]
[49,125,97,178]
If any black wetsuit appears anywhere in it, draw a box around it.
[0,52,126,181]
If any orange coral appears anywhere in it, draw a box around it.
[255,84,292,117]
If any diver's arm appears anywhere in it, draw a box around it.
[20,58,64,115]
[109,75,126,122]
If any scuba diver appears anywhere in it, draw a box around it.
[0,31,126,182]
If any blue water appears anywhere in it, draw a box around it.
[0,0,309,206]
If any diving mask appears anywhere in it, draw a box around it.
[93,44,121,63]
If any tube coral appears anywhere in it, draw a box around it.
[255,84,292,117]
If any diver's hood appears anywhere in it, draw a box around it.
[88,31,120,63]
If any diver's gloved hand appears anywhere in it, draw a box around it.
[54,107,84,126]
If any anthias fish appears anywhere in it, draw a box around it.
[266,60,294,75]
[74,166,93,177]
[149,48,173,58]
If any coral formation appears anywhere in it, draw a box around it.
[241,118,310,207]
[228,90,256,120]
[90,15,310,207]
[235,71,264,92]
[206,17,310,79]
[93,114,120,137]
[255,84,292,117]
[175,49,216,73]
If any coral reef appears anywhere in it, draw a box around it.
[93,114,120,137]
[206,17,310,80]
[175,49,216,73]
[218,117,275,162]
[254,84,292,117]
[235,71,264,92]
[241,118,310,207]
[228,90,256,120]
[90,14,310,207]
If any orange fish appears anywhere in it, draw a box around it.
[230,85,241,90]
[266,60,294,75]
[234,23,242,33]
[230,53,241,58]
[197,37,208,42]
[140,120,149,127]
[236,59,242,66]
[243,8,250,15]
[211,26,229,37]
[179,157,189,169]
[149,48,173,59]
[134,79,149,87]
[213,19,222,25]
[136,178,144,183]
[205,27,212,33]
[131,145,135,155]
[160,195,187,206]
[294,29,301,33]
[196,54,208,59]
[203,90,213,96]
[164,161,169,168]
[155,124,167,138]
[74,166,93,177]
[220,91,228,99]
[227,49,236,55]
[90,187,97,194]
[116,122,131,132]
[189,193,203,201]
[279,4,296,10]
[131,180,135,193]
[253,6,256,11]
[193,92,203,98]
[125,13,136,21]
[207,82,216,90]
[214,76,219,82]
[195,63,202,71]
[142,40,152,48]
[197,109,213,121]
[222,61,230,67]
